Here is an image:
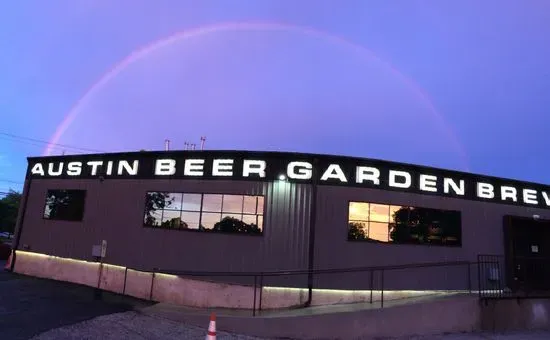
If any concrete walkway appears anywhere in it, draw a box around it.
[28,310,550,339]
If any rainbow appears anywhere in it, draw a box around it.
[44,21,469,169]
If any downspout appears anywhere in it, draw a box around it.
[9,176,32,272]
[305,158,319,307]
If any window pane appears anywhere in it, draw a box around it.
[369,204,390,222]
[161,210,182,228]
[202,194,222,212]
[348,202,369,221]
[201,212,221,229]
[144,210,162,227]
[181,211,200,229]
[214,215,262,234]
[164,193,183,210]
[182,193,202,211]
[243,196,257,214]
[257,196,265,214]
[348,221,367,240]
[222,212,242,220]
[389,205,405,222]
[258,215,264,230]
[43,189,86,221]
[368,222,389,242]
[222,195,243,214]
[242,214,257,226]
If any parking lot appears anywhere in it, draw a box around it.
[0,261,151,340]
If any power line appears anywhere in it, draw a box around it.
[0,131,105,153]
[0,178,23,185]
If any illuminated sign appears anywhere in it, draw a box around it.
[26,151,550,209]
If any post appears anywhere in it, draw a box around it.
[122,267,129,295]
[149,272,156,300]
[380,269,385,308]
[370,269,374,303]
[467,263,472,293]
[253,275,257,317]
[305,158,319,307]
[94,260,103,300]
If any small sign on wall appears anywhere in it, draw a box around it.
[531,245,539,253]
[92,240,107,258]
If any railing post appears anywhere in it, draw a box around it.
[380,269,385,309]
[149,271,156,301]
[477,255,482,300]
[467,263,472,294]
[369,269,374,304]
[253,275,257,317]
[122,267,128,295]
[259,273,264,312]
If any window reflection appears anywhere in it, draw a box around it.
[182,194,202,211]
[243,196,257,214]
[348,201,461,247]
[203,194,223,212]
[164,193,183,210]
[144,192,264,235]
[222,195,243,214]
[257,196,265,214]
[43,189,86,221]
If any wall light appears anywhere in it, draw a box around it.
[278,174,287,181]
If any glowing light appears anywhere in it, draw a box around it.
[43,21,469,170]
[278,174,286,181]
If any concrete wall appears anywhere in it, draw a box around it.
[12,250,465,310]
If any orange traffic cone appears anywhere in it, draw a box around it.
[4,250,13,271]
[205,312,216,340]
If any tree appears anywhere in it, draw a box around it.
[390,207,452,245]
[0,190,22,235]
[348,222,366,240]
[212,216,262,235]
[143,192,172,226]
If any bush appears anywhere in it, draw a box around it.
[0,241,11,260]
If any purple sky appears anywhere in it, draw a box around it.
[1,1,550,193]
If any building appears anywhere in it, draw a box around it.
[9,150,550,309]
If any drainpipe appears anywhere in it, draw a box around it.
[9,176,32,272]
[305,158,319,307]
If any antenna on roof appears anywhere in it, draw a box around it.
[164,139,170,151]
[184,142,189,150]
[200,136,206,151]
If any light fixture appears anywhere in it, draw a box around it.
[278,174,287,181]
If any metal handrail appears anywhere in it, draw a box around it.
[139,260,475,316]
[155,260,472,277]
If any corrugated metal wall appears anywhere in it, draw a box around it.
[16,178,312,287]
[16,177,550,290]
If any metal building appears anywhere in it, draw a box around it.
[11,150,550,293]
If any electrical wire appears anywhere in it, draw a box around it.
[0,131,105,153]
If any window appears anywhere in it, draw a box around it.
[143,192,264,235]
[43,189,86,221]
[348,201,461,246]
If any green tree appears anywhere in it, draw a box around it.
[212,216,262,235]
[0,190,22,235]
[143,192,172,225]
[348,222,366,240]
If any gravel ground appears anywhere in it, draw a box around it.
[29,311,266,340]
